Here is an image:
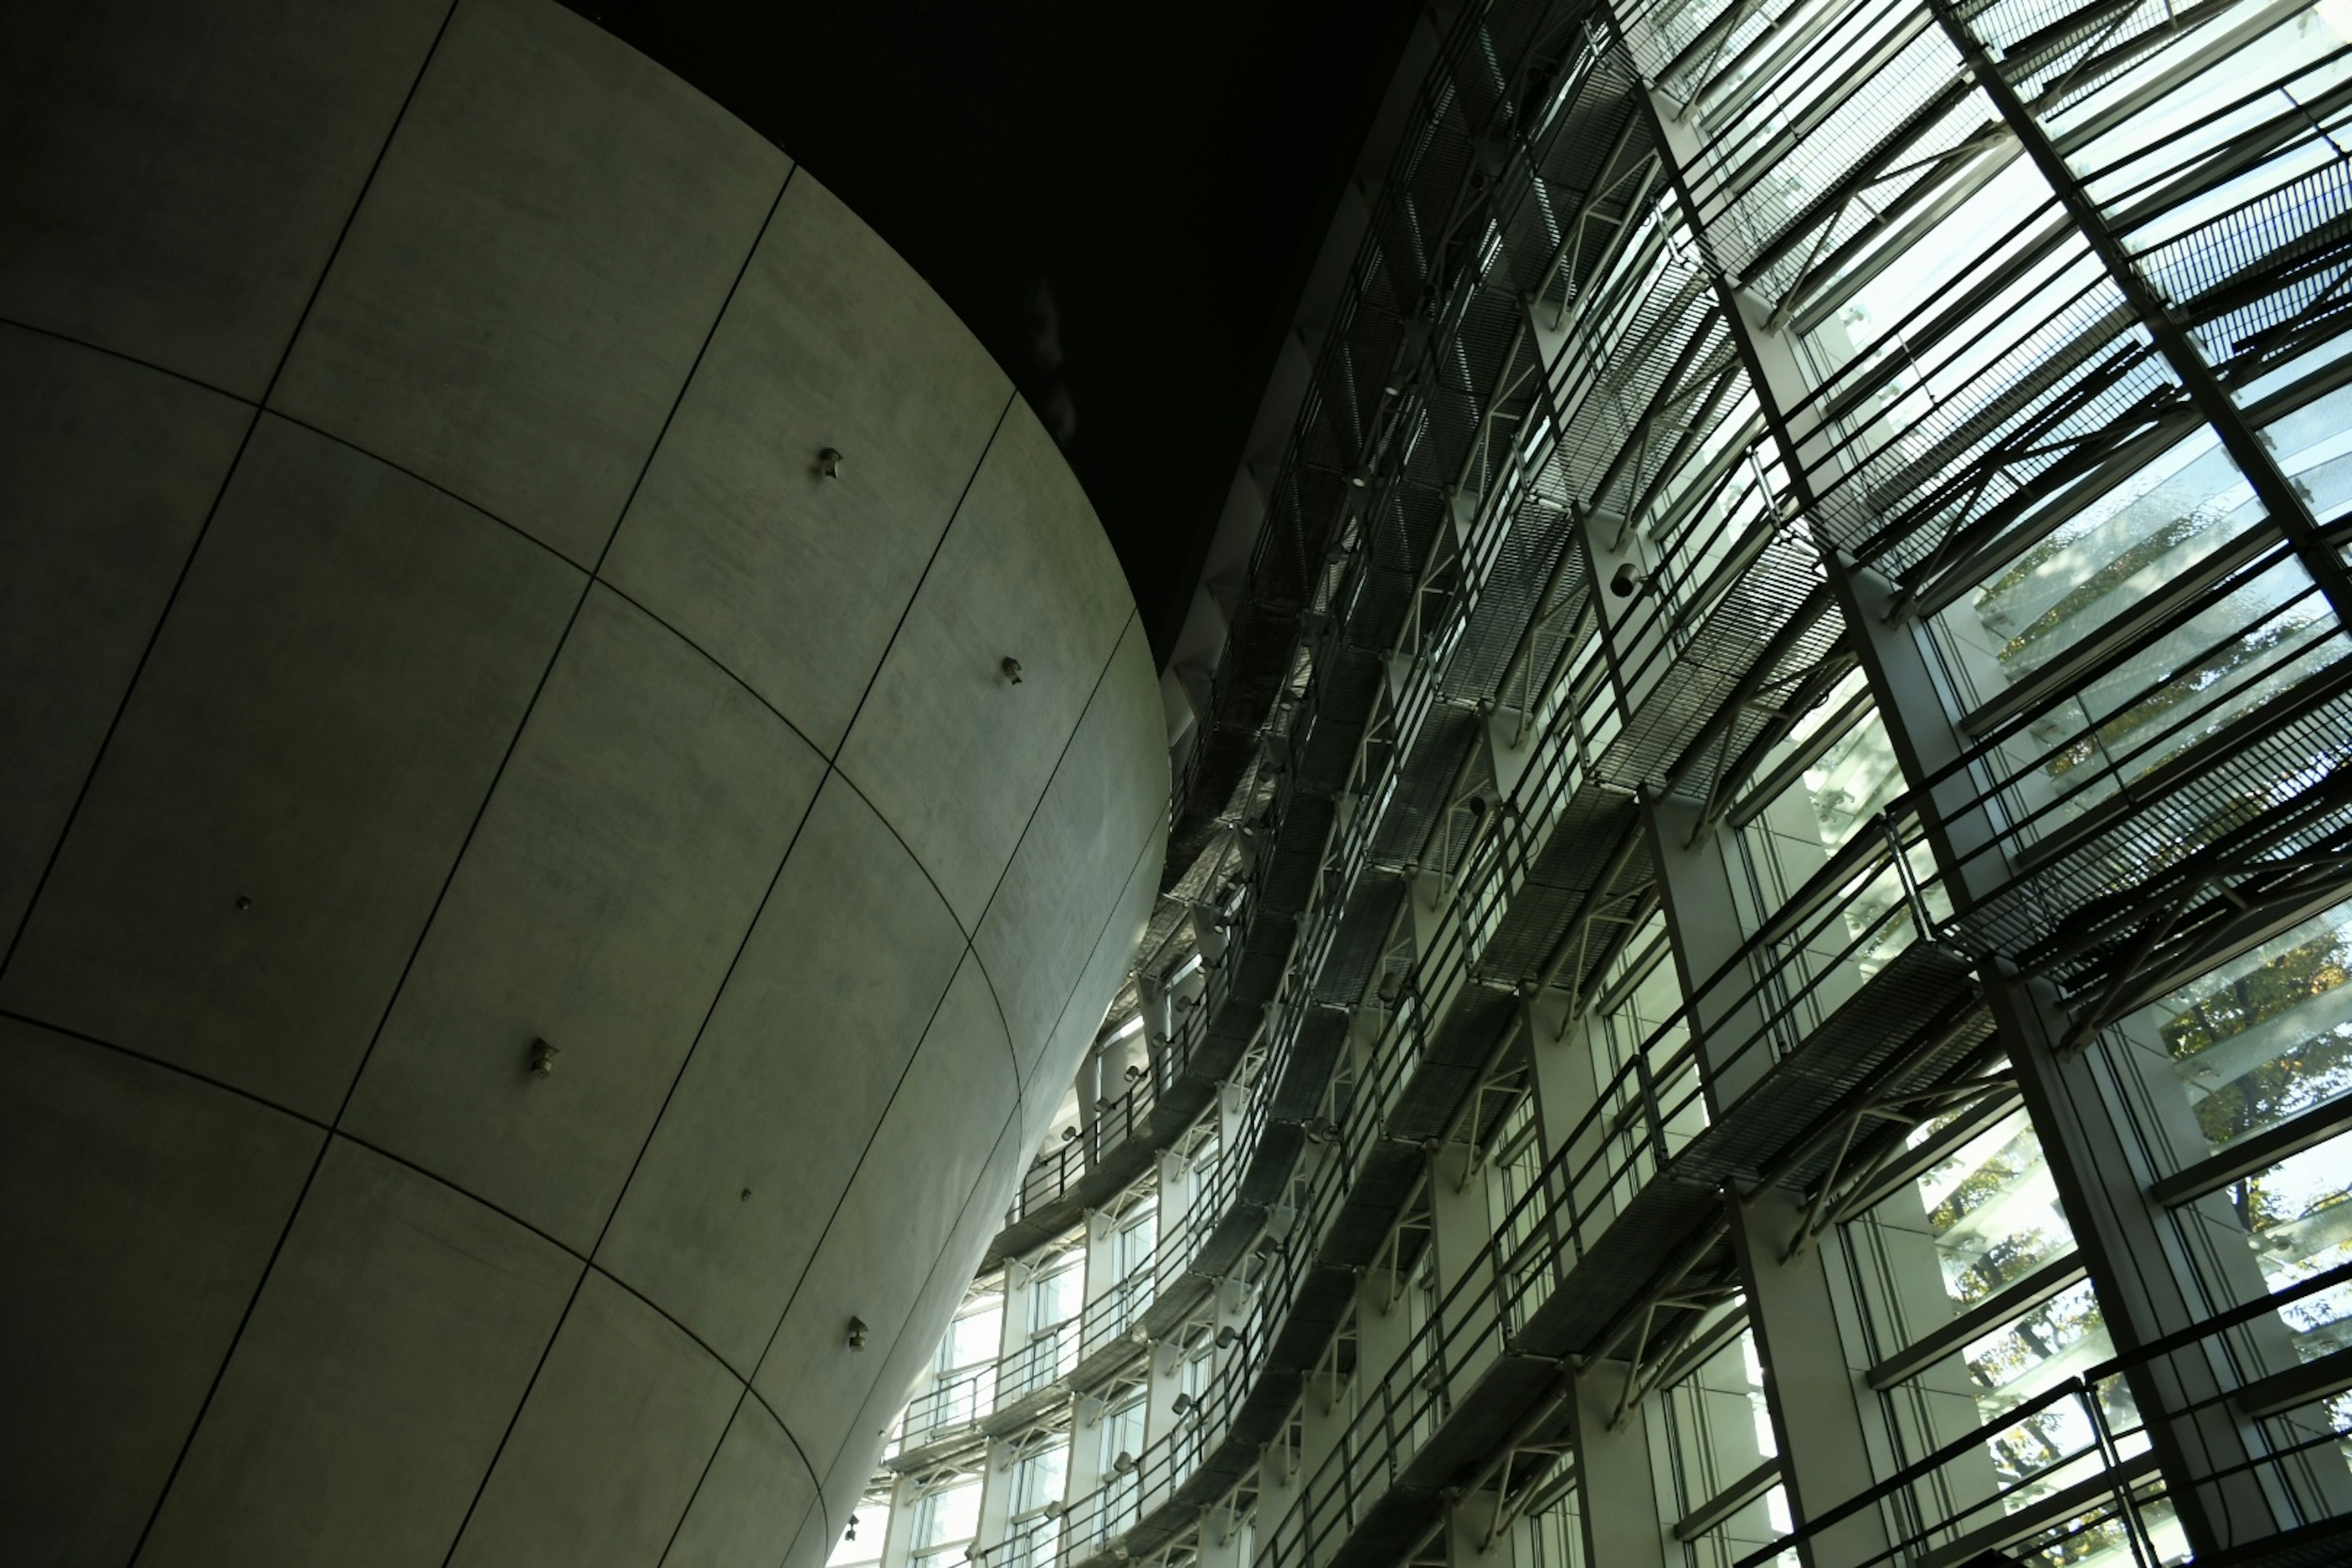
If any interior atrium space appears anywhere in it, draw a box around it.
[6,0,2352,1567]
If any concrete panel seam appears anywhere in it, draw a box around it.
[767,1407,832,1568]
[0,1024,809,1505]
[317,580,588,1131]
[581,165,797,582]
[739,913,984,1371]
[784,1107,1024,1515]
[26,12,474,1532]
[968,940,1030,1112]
[581,766,832,1267]
[0,310,257,413]
[652,1387,749,1568]
[571,1263,824,1547]
[968,605,1142,937]
[431,1262,596,1568]
[589,577,835,767]
[0,1004,337,1138]
[0,0,470,985]
[820,766,1001,968]
[820,388,1018,770]
[993,815,1167,1161]
[118,1134,339,1566]
[268,407,596,575]
[649,1387,785,1568]
[325,167,793,1137]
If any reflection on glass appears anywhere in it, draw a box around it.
[1659,1325,1784,1568]
[1934,435,2261,708]
[913,1479,983,1568]
[1915,1110,2074,1312]
[1849,1099,2131,1531]
[2144,896,2351,1459]
[2144,895,2352,1154]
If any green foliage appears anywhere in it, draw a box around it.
[2161,926,2352,1156]
[1981,509,2215,671]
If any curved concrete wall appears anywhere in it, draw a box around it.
[0,2,1166,1565]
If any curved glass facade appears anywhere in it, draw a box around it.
[848,1,2352,1567]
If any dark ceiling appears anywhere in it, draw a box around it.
[570,0,1419,663]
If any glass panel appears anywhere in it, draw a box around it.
[1595,914,1684,1074]
[1101,1396,1146,1471]
[1032,1258,1082,1331]
[2144,894,2352,1154]
[2179,1129,2352,1366]
[1523,1483,1586,1568]
[1733,693,1902,892]
[1012,1441,1070,1519]
[1928,433,2263,716]
[914,1480,982,1552]
[1847,1103,2122,1474]
[1655,1327,1784,1568]
[2269,379,2352,527]
[1113,1208,1156,1278]
[2029,557,2337,788]
[941,1298,1002,1373]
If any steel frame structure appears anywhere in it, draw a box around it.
[847,1,2352,1567]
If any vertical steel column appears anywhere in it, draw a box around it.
[1989,975,2310,1555]
[1566,1360,1672,1568]
[1646,788,1894,1566]
[1834,552,2307,1555]
[1644,794,1772,1111]
[880,1473,920,1568]
[974,1438,1018,1562]
[1724,1190,1892,1568]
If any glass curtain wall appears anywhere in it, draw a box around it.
[836,1,2352,1567]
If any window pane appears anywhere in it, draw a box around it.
[2143,895,2352,1155]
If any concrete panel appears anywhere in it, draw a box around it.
[1019,821,1167,1147]
[0,0,447,397]
[1,415,581,1120]
[809,1112,1028,1540]
[0,1020,320,1568]
[271,0,786,565]
[4,4,1163,1556]
[786,1507,840,1568]
[753,957,1017,1461]
[598,775,967,1372]
[978,617,1167,1072]
[0,326,249,945]
[837,397,1133,929]
[342,587,823,1251]
[140,1137,578,1568]
[662,1396,821,1568]
[448,1268,742,1568]
[602,173,1011,755]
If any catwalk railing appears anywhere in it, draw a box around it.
[1041,802,1959,1568]
[1728,1260,2352,1568]
[963,2,2352,1566]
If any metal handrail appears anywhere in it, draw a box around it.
[1729,1259,2352,1568]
